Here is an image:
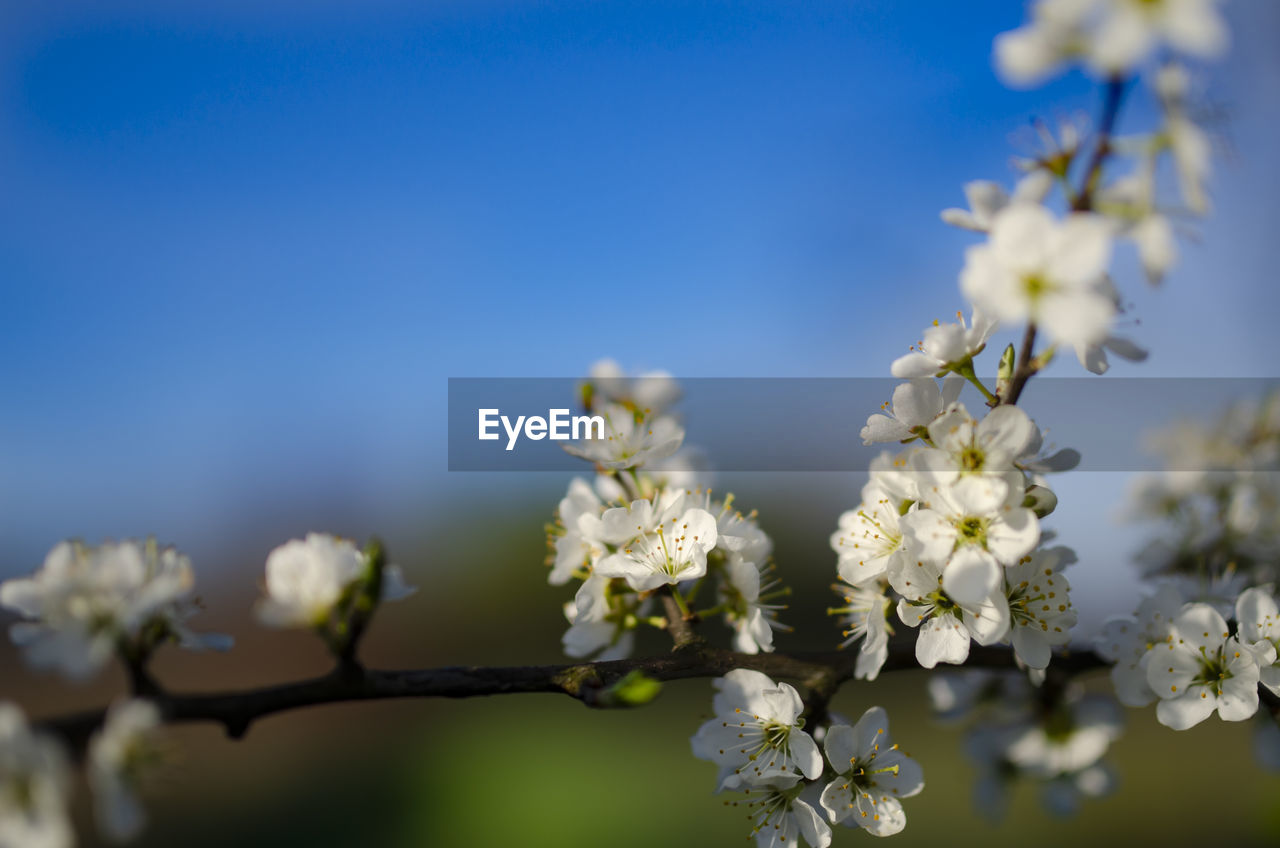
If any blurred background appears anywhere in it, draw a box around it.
[1,1,1278,845]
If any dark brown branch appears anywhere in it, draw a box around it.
[35,640,1107,757]
[659,587,701,649]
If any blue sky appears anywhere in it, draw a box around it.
[1,1,1277,607]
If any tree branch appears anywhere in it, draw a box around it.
[1000,76,1129,408]
[1072,76,1128,213]
[35,639,1107,757]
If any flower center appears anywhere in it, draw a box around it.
[1192,647,1234,695]
[4,775,35,812]
[926,589,959,615]
[956,516,988,546]
[959,446,985,472]
[1021,272,1055,302]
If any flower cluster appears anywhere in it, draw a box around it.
[995,0,1228,85]
[929,674,1124,819]
[0,539,230,680]
[0,697,166,848]
[1091,390,1280,749]
[0,702,72,848]
[0,534,416,844]
[1,3,1262,845]
[1129,391,1280,582]
[831,0,1234,691]
[691,671,924,846]
[1096,579,1280,731]
[837,400,1079,674]
[549,361,786,658]
[562,361,687,471]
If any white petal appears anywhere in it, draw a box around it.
[1156,692,1217,730]
[1038,289,1115,349]
[892,380,944,428]
[963,180,1010,224]
[890,352,943,379]
[1047,214,1112,286]
[942,547,1002,606]
[916,614,971,668]
[1012,624,1051,669]
[986,509,1040,563]
[792,798,833,847]
[861,414,911,445]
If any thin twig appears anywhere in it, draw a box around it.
[35,640,1107,756]
[1072,77,1128,213]
[1000,76,1128,407]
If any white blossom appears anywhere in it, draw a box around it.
[563,403,684,470]
[690,669,823,791]
[1131,212,1177,281]
[889,557,1010,668]
[733,783,832,848]
[1235,586,1280,696]
[1004,549,1078,669]
[994,0,1092,86]
[719,560,784,655]
[868,448,927,506]
[1095,582,1184,706]
[995,0,1228,84]
[586,359,681,414]
[88,699,163,844]
[594,507,718,591]
[830,580,892,681]
[860,377,963,445]
[1089,0,1228,76]
[1098,169,1177,284]
[548,477,612,585]
[830,482,911,587]
[1004,694,1122,778]
[913,402,1036,484]
[902,474,1040,606]
[0,703,72,848]
[684,490,774,568]
[255,534,414,629]
[1,539,230,680]
[1157,63,1213,215]
[961,203,1115,351]
[819,707,924,836]
[597,488,686,547]
[890,310,996,378]
[1070,279,1150,374]
[940,174,1053,232]
[1146,603,1274,729]
[561,575,635,661]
